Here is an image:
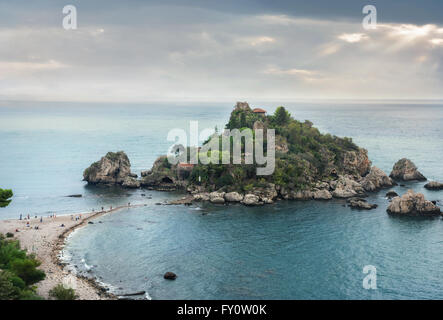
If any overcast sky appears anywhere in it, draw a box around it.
[1,0,443,102]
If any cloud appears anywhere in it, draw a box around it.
[0,5,443,101]
[338,33,368,43]
[264,67,316,76]
[248,36,275,46]
[430,38,443,46]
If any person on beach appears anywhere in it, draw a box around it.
[19,214,22,220]
[40,217,43,223]
[27,214,30,219]
[101,206,104,212]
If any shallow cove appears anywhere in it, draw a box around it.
[65,188,443,300]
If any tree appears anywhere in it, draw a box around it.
[0,189,13,208]
[240,112,247,128]
[273,106,291,126]
[49,284,78,300]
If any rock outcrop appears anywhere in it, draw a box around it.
[225,192,244,202]
[424,181,443,190]
[193,192,210,202]
[312,189,332,200]
[343,148,371,176]
[83,151,135,186]
[347,197,378,210]
[140,156,179,190]
[385,190,399,199]
[242,194,261,206]
[332,175,366,198]
[360,166,394,192]
[389,158,426,181]
[122,176,140,188]
[387,190,441,216]
[209,191,225,204]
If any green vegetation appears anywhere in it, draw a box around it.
[0,233,45,300]
[49,284,78,300]
[185,104,359,192]
[0,188,13,208]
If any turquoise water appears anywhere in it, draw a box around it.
[1,101,443,299]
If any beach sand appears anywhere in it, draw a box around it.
[0,204,144,300]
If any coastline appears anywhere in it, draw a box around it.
[0,203,147,300]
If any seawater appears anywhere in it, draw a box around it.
[1,101,442,299]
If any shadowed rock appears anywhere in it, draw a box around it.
[385,190,399,199]
[164,272,177,280]
[424,181,443,190]
[347,197,378,210]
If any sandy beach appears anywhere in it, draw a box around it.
[0,204,145,300]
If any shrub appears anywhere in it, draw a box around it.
[49,284,78,300]
[0,188,13,208]
[6,233,14,238]
[0,270,20,300]
[10,258,46,286]
[0,235,45,300]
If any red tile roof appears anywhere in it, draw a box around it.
[253,108,266,113]
[178,163,195,168]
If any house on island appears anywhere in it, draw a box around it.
[252,108,267,116]
[177,162,195,179]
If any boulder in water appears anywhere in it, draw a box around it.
[164,272,177,280]
[83,151,138,186]
[424,181,443,190]
[385,190,399,199]
[387,190,441,216]
[389,158,426,181]
[347,197,378,210]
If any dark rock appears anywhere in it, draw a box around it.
[118,291,146,297]
[164,272,177,280]
[88,221,94,224]
[424,181,443,190]
[66,194,82,198]
[347,197,378,210]
[386,190,399,199]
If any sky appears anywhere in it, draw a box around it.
[1,0,443,102]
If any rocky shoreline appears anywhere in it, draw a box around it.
[82,103,440,217]
[83,151,441,216]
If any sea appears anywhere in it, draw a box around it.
[1,100,442,299]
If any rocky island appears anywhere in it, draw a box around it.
[83,102,440,215]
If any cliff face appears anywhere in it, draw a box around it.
[83,151,137,186]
